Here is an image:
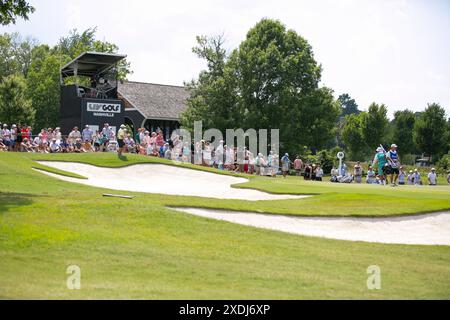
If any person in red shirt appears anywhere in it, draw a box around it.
[21,126,30,140]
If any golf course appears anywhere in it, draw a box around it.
[1,152,449,299]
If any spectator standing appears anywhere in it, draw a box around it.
[428,168,437,186]
[281,153,291,178]
[354,162,363,183]
[398,166,406,185]
[407,170,414,185]
[82,125,93,142]
[2,124,12,150]
[413,169,422,185]
[10,124,17,151]
[68,127,81,145]
[315,165,324,181]
[294,156,303,177]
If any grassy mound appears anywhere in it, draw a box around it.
[0,152,449,299]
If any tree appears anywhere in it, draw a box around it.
[341,113,367,160]
[26,45,64,129]
[181,34,240,134]
[0,32,37,79]
[392,109,416,154]
[360,103,389,150]
[338,93,360,117]
[0,0,34,25]
[0,74,34,125]
[413,103,447,159]
[182,19,338,156]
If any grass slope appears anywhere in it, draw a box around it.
[0,152,449,299]
[25,152,450,217]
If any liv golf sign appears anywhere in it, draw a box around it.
[87,102,122,118]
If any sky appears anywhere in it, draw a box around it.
[1,0,449,118]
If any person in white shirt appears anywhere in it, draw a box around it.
[413,169,422,185]
[68,127,81,145]
[407,170,414,185]
[366,166,377,184]
[49,138,61,153]
[428,168,437,186]
[82,125,93,142]
[315,165,324,181]
[353,162,363,184]
[2,124,11,150]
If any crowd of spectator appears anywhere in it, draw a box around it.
[1,122,449,184]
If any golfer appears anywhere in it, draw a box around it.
[386,144,401,187]
[372,147,387,185]
[117,124,126,156]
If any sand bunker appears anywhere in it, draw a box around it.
[173,207,450,246]
[36,161,307,201]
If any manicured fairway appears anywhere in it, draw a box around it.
[0,152,449,299]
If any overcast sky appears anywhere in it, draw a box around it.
[1,0,449,118]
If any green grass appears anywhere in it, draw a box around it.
[0,152,449,299]
[24,152,450,217]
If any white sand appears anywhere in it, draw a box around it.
[35,161,450,245]
[35,161,307,201]
[173,208,450,246]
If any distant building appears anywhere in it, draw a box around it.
[118,81,189,140]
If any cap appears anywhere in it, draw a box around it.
[431,168,436,171]
[391,144,398,148]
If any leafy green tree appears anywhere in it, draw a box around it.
[338,93,360,117]
[413,103,447,159]
[392,109,416,154]
[360,103,389,150]
[293,87,341,152]
[0,74,34,125]
[181,34,240,134]
[26,45,65,129]
[182,19,338,155]
[0,32,36,79]
[341,113,367,160]
[0,0,34,25]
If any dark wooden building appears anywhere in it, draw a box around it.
[118,81,189,140]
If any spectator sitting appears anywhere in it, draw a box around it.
[82,141,94,153]
[20,138,33,152]
[73,139,84,153]
[0,138,7,151]
[49,138,61,153]
[407,170,414,185]
[366,166,377,184]
[107,140,118,153]
[164,145,172,160]
[59,138,69,153]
